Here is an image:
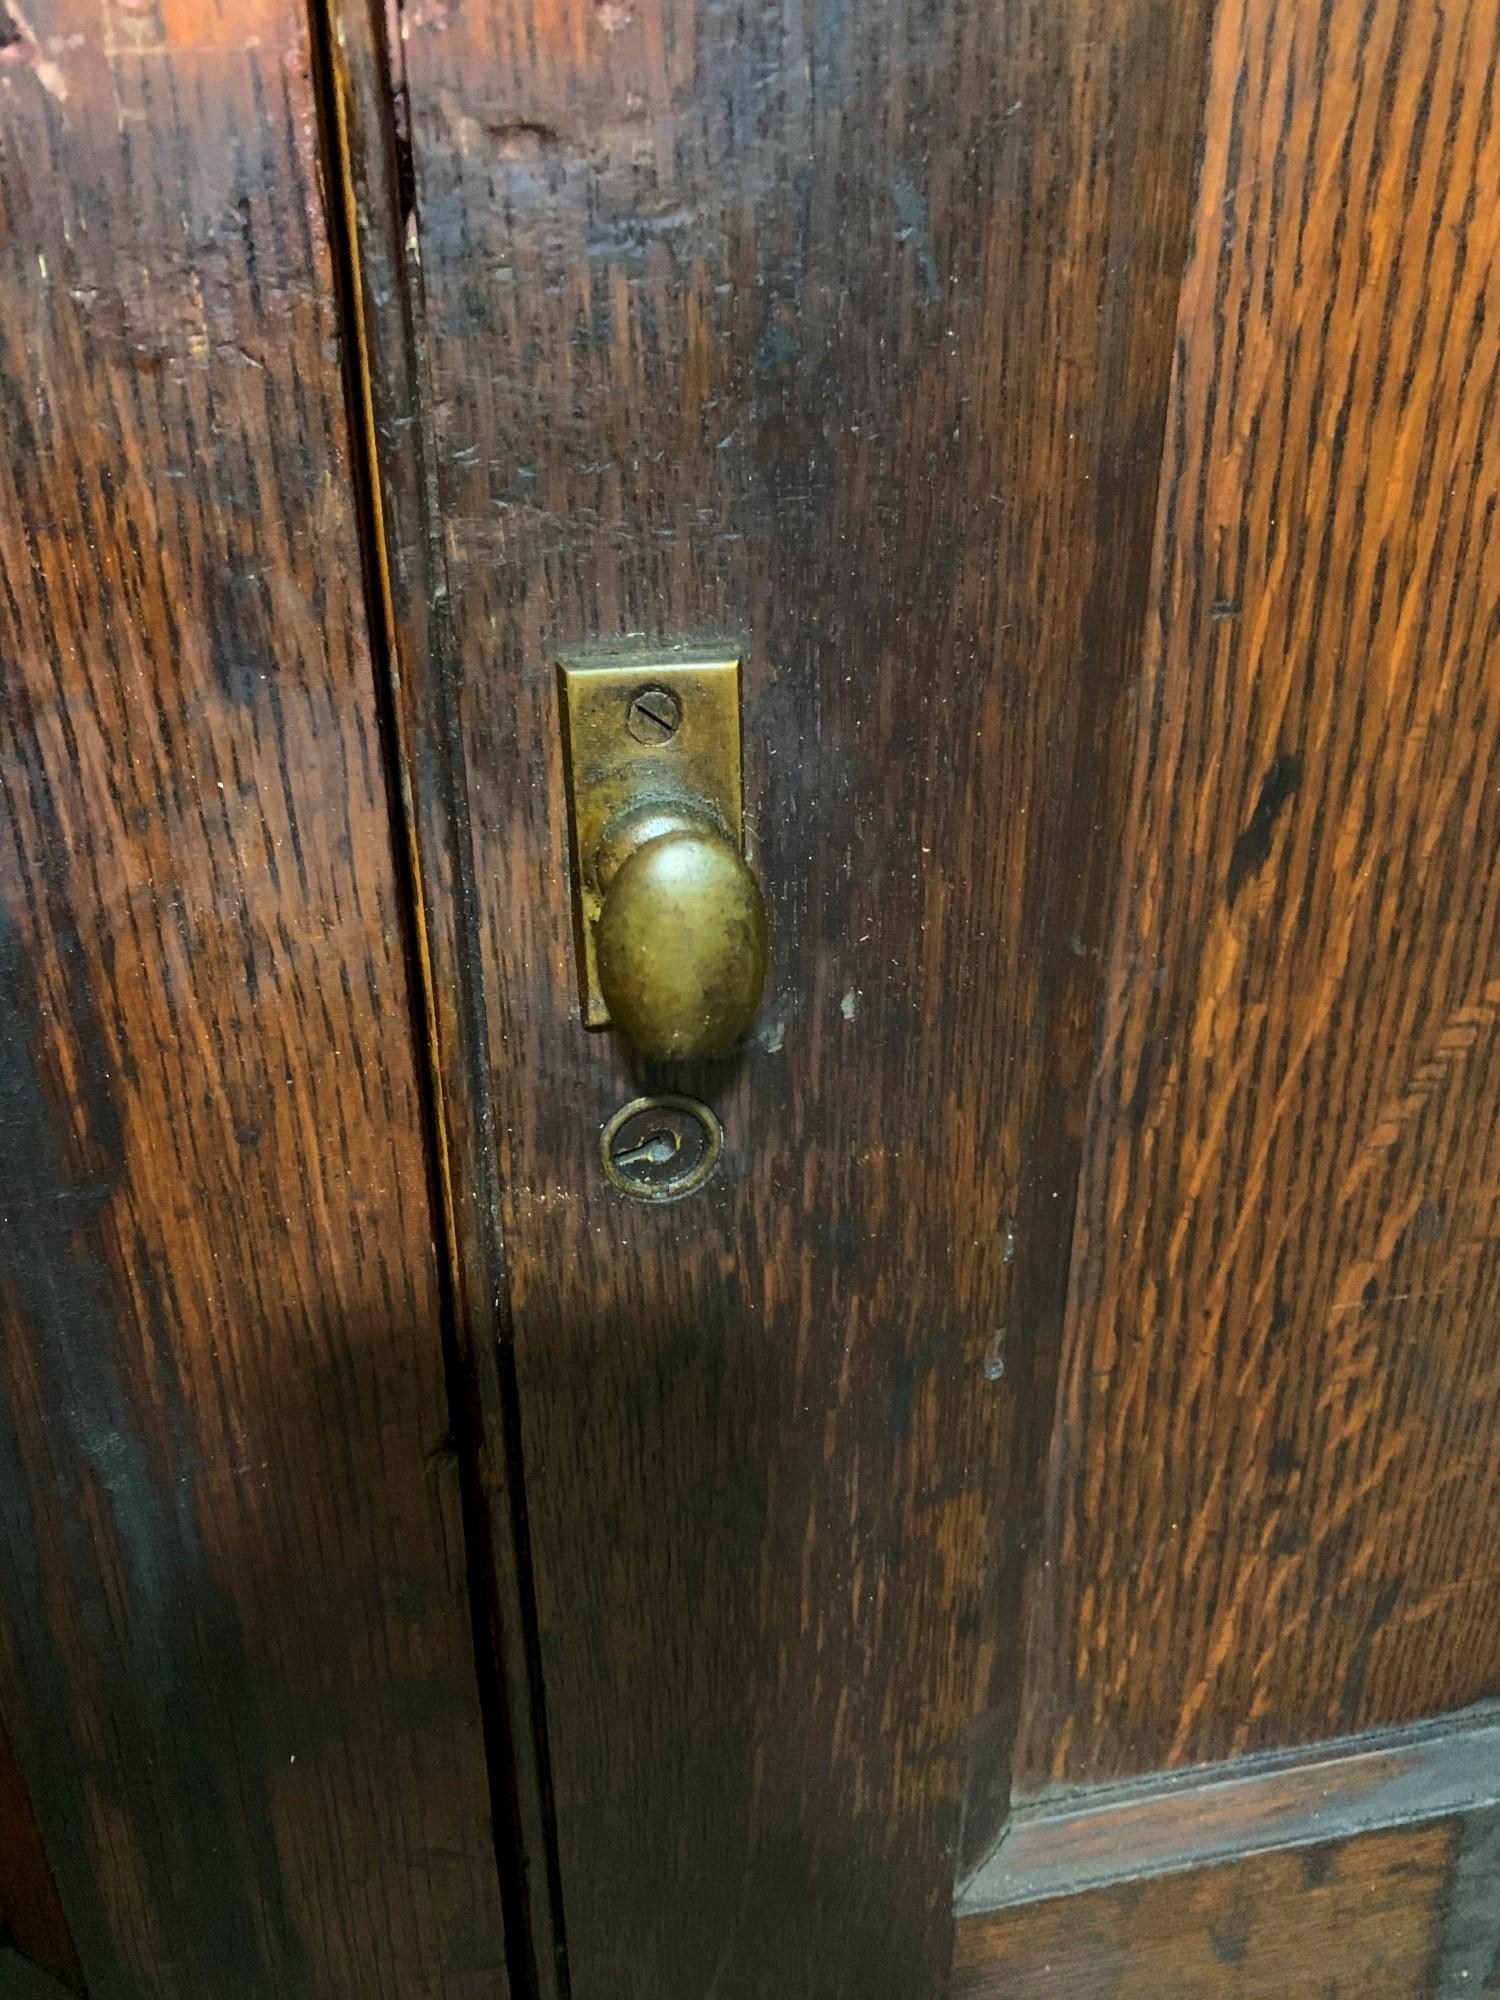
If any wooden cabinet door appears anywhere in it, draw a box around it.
[326,0,1214,1993]
[3,0,1497,1991]
[332,0,1500,1991]
[0,0,511,1991]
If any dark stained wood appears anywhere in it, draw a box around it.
[1439,1804,1500,1995]
[953,1819,1460,1999]
[0,0,509,1990]
[962,1702,1500,1913]
[0,1713,81,1993]
[1017,0,1500,1791]
[319,0,570,1984]
[0,1951,80,2000]
[957,0,1217,1874]
[368,0,1214,1991]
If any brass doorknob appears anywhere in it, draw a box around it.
[593,803,767,1060]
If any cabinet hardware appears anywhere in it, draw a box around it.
[558,650,766,1060]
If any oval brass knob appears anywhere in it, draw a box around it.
[594,806,767,1060]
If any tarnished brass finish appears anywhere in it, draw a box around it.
[558,651,765,1055]
[596,817,767,1059]
[600,1094,724,1201]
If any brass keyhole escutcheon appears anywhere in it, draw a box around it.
[558,651,767,1061]
[601,1095,724,1202]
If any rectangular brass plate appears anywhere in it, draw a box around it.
[558,649,744,1027]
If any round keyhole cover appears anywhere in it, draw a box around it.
[600,1094,724,1202]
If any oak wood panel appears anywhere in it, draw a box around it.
[0,1,508,1991]
[1018,0,1500,1789]
[322,0,571,1983]
[0,1713,80,1992]
[378,0,1213,1990]
[953,1820,1461,1999]
[962,1702,1500,1913]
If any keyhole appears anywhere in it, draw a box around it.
[610,1127,681,1171]
[599,1094,722,1202]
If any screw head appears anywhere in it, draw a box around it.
[625,684,683,744]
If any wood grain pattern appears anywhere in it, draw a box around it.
[322,0,571,1982]
[0,1712,80,1992]
[953,1820,1459,1999]
[0,0,509,1991]
[1018,0,1500,1790]
[374,0,1213,1990]
[963,1701,1500,1913]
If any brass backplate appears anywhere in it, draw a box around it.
[558,650,744,1026]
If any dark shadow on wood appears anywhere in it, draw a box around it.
[0,1949,80,2000]
[304,0,572,1991]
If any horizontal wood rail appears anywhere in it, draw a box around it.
[955,1707,1500,1998]
[963,1702,1500,1913]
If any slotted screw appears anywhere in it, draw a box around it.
[625,685,683,744]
